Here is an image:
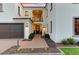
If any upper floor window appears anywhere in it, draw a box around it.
[0,3,3,12]
[32,10,43,22]
[50,3,52,12]
[18,6,20,16]
[50,21,52,33]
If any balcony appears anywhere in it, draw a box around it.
[32,18,43,22]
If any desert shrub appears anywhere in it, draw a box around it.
[61,38,76,45]
[67,38,76,45]
[76,41,79,45]
[61,39,69,45]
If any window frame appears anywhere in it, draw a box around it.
[0,3,3,12]
[50,3,52,12]
[50,21,52,33]
[73,18,79,36]
[18,6,20,16]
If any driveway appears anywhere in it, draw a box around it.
[0,39,21,54]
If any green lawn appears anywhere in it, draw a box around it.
[60,48,79,55]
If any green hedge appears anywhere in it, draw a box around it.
[45,34,50,39]
[28,33,35,40]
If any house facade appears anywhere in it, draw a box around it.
[0,3,79,43]
[0,3,47,40]
[46,3,79,43]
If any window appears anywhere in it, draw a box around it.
[47,24,48,32]
[0,3,3,12]
[50,21,52,33]
[46,8,48,18]
[50,3,52,12]
[25,11,29,16]
[74,18,79,35]
[32,10,43,21]
[18,6,20,16]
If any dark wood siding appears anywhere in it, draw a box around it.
[0,23,24,39]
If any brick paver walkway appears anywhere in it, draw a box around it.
[20,34,49,48]
[1,35,61,54]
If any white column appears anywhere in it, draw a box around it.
[24,22,29,39]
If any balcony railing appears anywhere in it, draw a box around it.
[32,19,43,22]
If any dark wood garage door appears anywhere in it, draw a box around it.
[0,23,24,38]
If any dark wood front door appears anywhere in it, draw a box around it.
[35,25,40,34]
[0,23,24,39]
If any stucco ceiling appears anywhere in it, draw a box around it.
[21,3,46,8]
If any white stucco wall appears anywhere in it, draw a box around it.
[24,20,33,39]
[0,3,25,22]
[0,3,16,22]
[47,3,79,43]
[14,3,24,17]
[55,3,79,42]
[0,3,32,39]
[46,3,56,42]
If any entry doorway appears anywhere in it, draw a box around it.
[32,23,42,34]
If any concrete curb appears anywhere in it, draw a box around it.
[57,47,64,55]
